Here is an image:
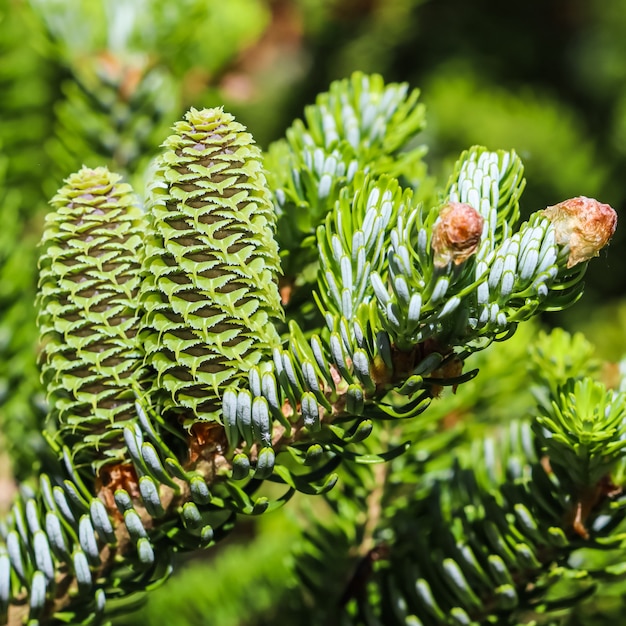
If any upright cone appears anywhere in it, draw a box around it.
[37,166,145,472]
[141,107,283,423]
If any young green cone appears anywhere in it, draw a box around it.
[141,107,283,423]
[37,166,145,472]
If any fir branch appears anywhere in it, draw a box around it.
[0,74,619,626]
[265,72,428,306]
[283,413,626,625]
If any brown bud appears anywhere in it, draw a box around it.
[541,196,617,268]
[432,202,484,268]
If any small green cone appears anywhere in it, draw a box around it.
[37,166,146,472]
[141,107,283,423]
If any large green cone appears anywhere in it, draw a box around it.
[37,166,145,472]
[141,107,283,422]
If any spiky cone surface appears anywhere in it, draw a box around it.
[37,166,145,473]
[141,107,283,423]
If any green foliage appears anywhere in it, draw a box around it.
[0,59,623,626]
[28,0,269,77]
[266,72,428,291]
[49,56,178,182]
[28,0,270,187]
[536,378,626,489]
[528,328,599,394]
[0,0,56,479]
[0,153,49,480]
[231,331,626,626]
[0,0,54,208]
[358,425,625,625]
[4,3,626,625]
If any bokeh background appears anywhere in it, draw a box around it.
[1,0,626,623]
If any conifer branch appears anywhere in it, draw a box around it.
[0,73,618,625]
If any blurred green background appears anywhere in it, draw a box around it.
[1,0,626,623]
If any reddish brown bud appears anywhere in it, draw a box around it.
[541,196,617,268]
[431,202,484,268]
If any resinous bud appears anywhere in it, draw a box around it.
[432,202,484,268]
[541,196,617,268]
